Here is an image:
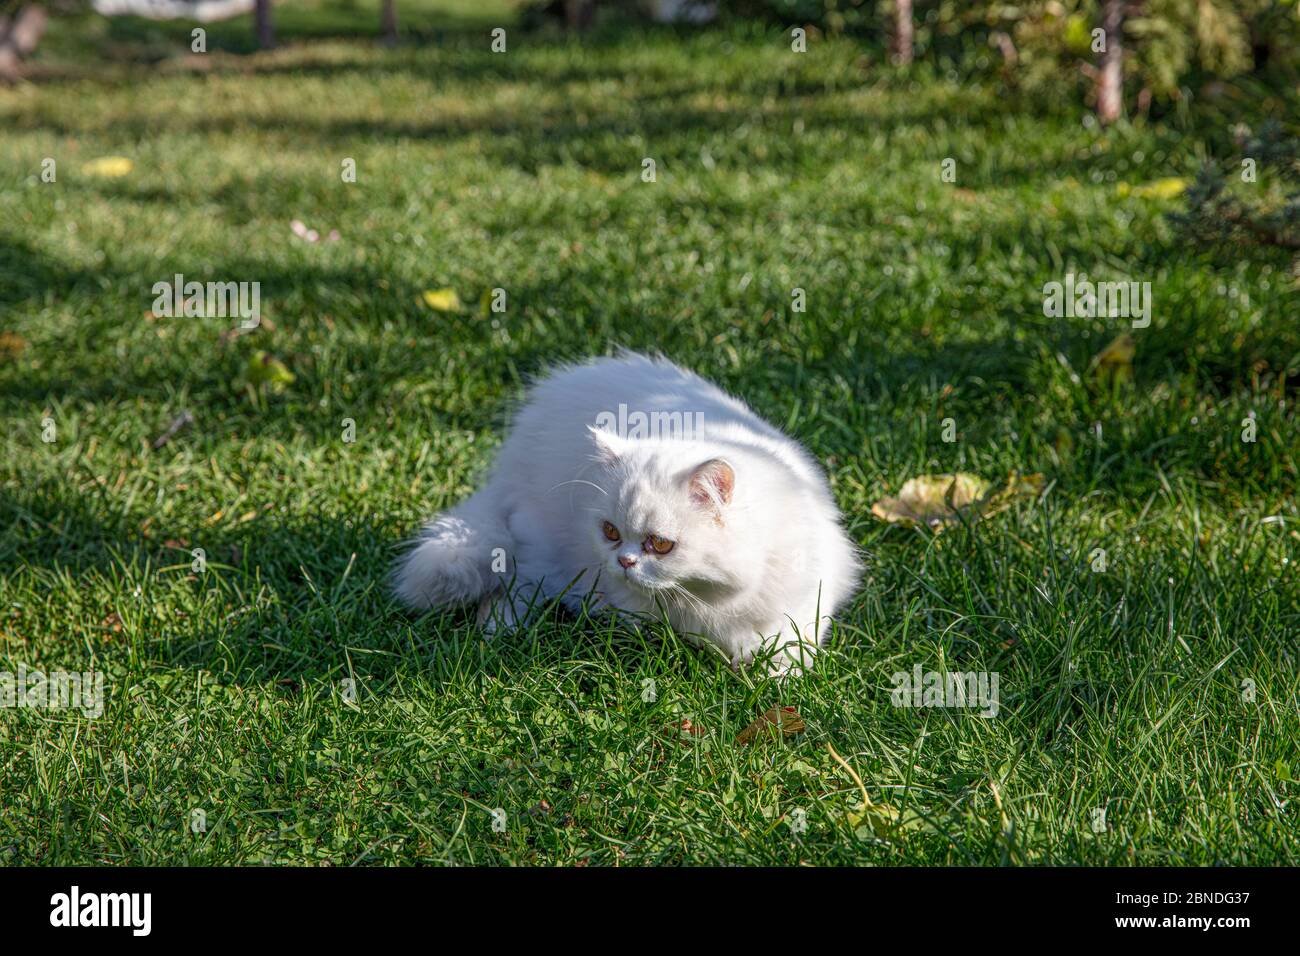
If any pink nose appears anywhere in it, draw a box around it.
[618,554,637,569]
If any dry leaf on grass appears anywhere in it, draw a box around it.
[872,473,990,529]
[734,706,804,746]
[420,288,461,312]
[976,472,1046,521]
[1116,177,1190,200]
[246,351,295,391]
[826,743,915,841]
[0,331,26,360]
[871,472,1043,531]
[1089,332,1135,386]
[83,156,134,178]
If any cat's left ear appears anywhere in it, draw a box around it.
[587,426,626,465]
[687,458,735,513]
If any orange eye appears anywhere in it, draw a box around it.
[645,535,675,555]
[602,521,621,542]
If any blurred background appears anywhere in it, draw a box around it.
[3,1,1300,113]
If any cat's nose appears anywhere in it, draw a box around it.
[618,554,637,569]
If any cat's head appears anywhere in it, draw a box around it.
[584,427,756,601]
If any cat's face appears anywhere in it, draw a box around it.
[585,430,745,603]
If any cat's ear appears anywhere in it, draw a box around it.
[687,458,735,512]
[587,426,625,465]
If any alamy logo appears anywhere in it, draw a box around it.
[1042,273,1151,329]
[1,666,103,718]
[50,886,151,936]
[593,403,704,440]
[890,665,1000,717]
[151,273,261,329]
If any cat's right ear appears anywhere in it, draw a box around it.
[687,458,735,514]
[587,426,625,465]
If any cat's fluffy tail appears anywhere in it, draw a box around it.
[392,494,512,610]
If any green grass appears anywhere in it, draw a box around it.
[1,3,1298,866]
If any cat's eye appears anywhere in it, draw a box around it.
[601,521,621,542]
[645,534,675,555]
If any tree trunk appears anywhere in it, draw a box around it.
[255,0,275,49]
[563,0,594,30]
[0,4,48,81]
[381,0,397,46]
[1096,0,1124,124]
[892,0,913,66]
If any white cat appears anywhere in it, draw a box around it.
[393,352,861,675]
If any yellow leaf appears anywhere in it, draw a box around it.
[871,473,991,529]
[735,706,805,746]
[976,472,1046,521]
[845,802,903,838]
[1117,177,1190,200]
[421,288,461,312]
[1089,332,1135,385]
[83,156,134,178]
[246,350,295,391]
[871,472,1042,531]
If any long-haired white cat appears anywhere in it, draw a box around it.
[394,352,860,675]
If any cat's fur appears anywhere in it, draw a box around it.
[393,352,860,674]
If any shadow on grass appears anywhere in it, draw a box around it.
[0,477,711,694]
[0,234,98,310]
[6,206,1289,441]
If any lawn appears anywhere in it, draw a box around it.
[1,1,1297,865]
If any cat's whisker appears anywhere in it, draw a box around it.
[664,582,710,617]
[548,479,608,496]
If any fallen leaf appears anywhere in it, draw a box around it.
[0,331,26,360]
[1089,332,1135,386]
[421,288,461,312]
[735,706,804,746]
[827,743,913,841]
[871,473,1042,531]
[247,351,295,391]
[83,156,134,178]
[872,473,990,529]
[1116,177,1190,200]
[976,472,1046,521]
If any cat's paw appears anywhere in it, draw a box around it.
[477,594,522,634]
[758,637,818,679]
